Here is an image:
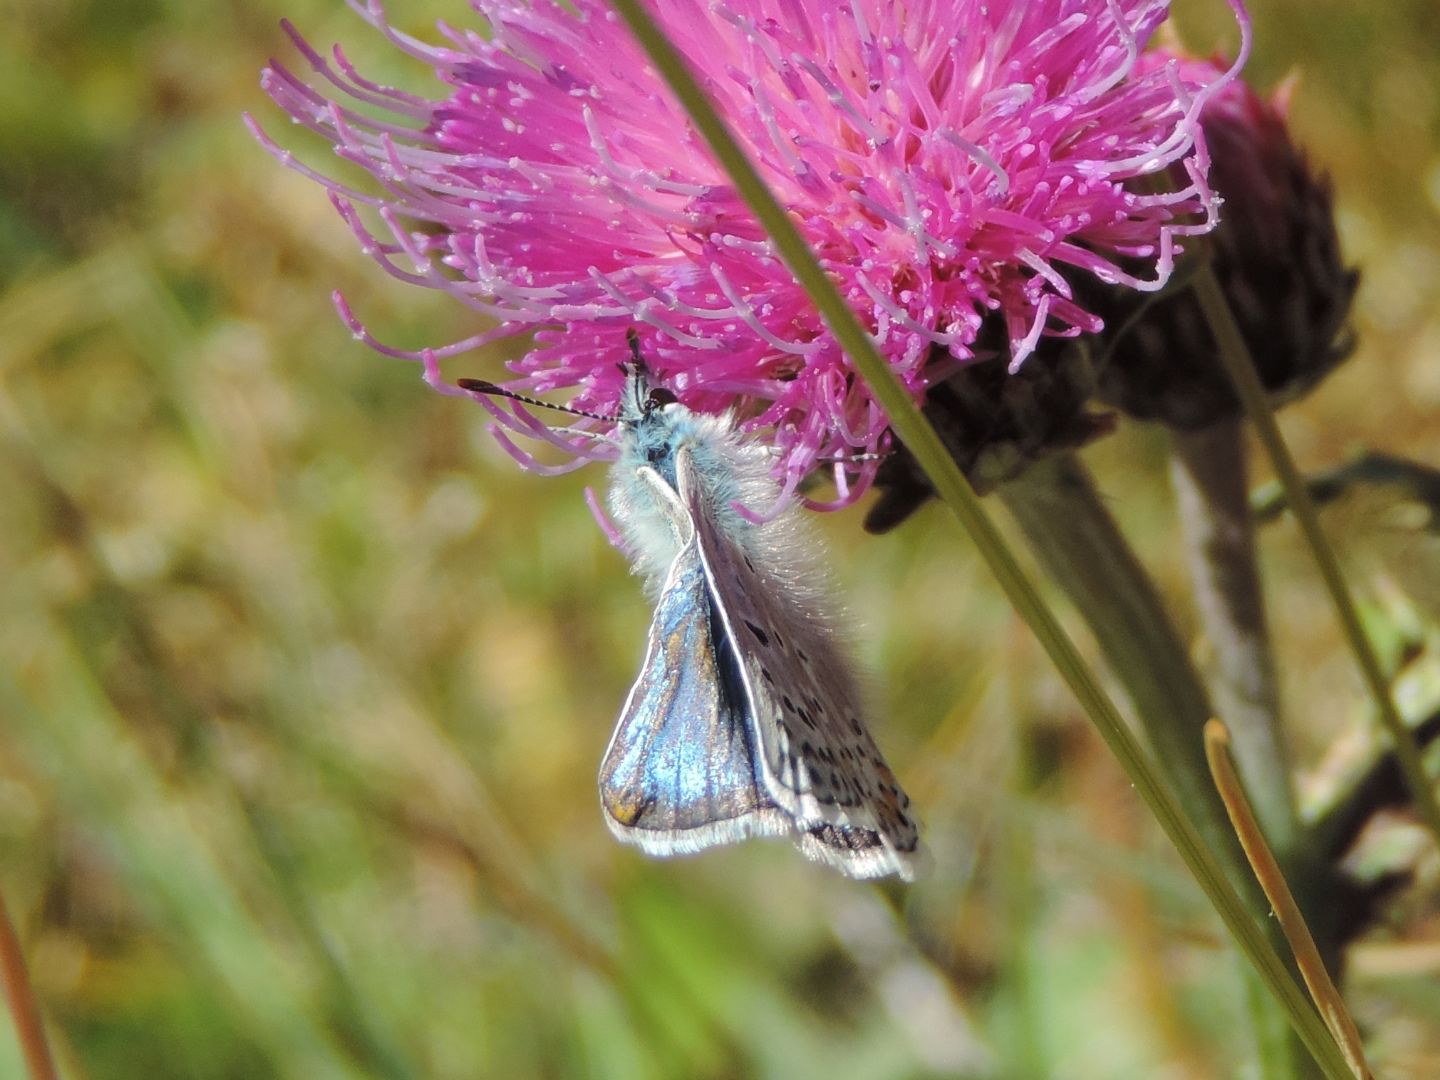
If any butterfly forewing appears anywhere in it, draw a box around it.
[676,450,920,879]
[599,527,792,854]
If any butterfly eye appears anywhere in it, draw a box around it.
[646,387,679,410]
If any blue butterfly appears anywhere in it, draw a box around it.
[462,343,919,880]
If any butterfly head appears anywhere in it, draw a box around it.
[457,331,708,482]
[616,340,693,489]
[617,359,680,428]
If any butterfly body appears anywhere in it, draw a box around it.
[601,362,919,881]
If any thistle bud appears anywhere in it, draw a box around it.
[1090,61,1359,429]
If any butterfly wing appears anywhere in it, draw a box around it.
[599,477,791,855]
[675,450,921,880]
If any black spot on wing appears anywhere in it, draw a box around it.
[806,822,881,854]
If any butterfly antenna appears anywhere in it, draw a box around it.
[457,378,614,423]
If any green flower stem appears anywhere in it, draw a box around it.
[998,454,1314,1077]
[1169,419,1300,866]
[1193,265,1440,849]
[1171,420,1342,993]
[997,454,1250,871]
[606,2,1353,1073]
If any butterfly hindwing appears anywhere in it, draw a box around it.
[675,449,920,880]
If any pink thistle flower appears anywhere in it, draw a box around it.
[252,0,1248,508]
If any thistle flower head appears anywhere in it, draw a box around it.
[255,0,1246,508]
[1091,51,1358,429]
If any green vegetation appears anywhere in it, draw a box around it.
[2,1,1438,1076]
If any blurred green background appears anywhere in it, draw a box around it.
[2,0,1439,1076]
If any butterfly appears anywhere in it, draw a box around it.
[461,339,920,881]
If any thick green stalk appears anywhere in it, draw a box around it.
[1000,452,1309,1079]
[605,2,1354,1073]
[1193,266,1440,848]
[1171,419,1334,1063]
[1169,420,1300,864]
[998,454,1245,877]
